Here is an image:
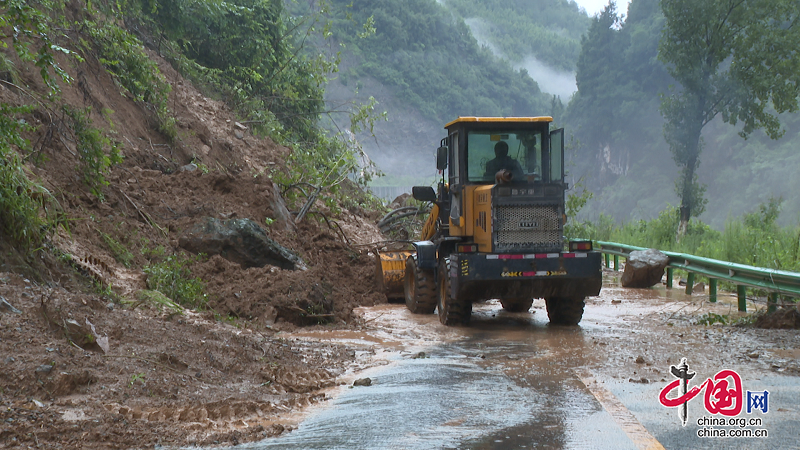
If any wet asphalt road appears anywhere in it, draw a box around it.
[225,277,800,450]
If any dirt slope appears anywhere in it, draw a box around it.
[0,17,389,449]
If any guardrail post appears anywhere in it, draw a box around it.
[666,267,673,288]
[685,272,695,295]
[604,253,610,269]
[709,279,717,303]
[737,285,747,312]
[768,293,778,314]
[613,255,619,271]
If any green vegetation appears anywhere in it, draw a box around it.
[443,0,589,71]
[63,106,123,199]
[695,313,727,326]
[0,1,73,249]
[566,0,800,232]
[132,289,185,314]
[324,0,551,123]
[658,0,800,235]
[581,198,800,273]
[99,230,135,267]
[143,253,207,309]
[79,16,177,138]
[0,105,55,249]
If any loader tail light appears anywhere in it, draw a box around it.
[569,240,593,252]
[457,244,479,253]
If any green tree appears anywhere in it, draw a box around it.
[658,0,800,236]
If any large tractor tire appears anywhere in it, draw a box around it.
[404,255,437,314]
[500,298,534,313]
[545,297,585,325]
[437,258,472,326]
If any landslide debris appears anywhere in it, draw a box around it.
[0,1,389,448]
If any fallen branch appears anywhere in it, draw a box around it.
[117,188,168,237]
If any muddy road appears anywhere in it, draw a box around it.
[233,273,800,450]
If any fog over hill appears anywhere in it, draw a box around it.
[325,0,800,229]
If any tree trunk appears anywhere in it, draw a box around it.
[676,133,701,240]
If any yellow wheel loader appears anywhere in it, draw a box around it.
[378,117,602,326]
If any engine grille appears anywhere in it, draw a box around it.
[494,204,562,252]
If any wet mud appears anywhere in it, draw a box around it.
[245,272,800,450]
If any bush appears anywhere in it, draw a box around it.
[63,106,123,199]
[80,18,176,138]
[0,104,59,249]
[143,254,207,309]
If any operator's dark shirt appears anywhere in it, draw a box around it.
[485,156,524,179]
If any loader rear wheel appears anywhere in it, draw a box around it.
[545,297,585,325]
[404,256,437,314]
[500,298,533,313]
[437,258,471,326]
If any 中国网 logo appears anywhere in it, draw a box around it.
[658,358,769,438]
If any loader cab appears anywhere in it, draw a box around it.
[437,117,567,252]
[441,117,563,187]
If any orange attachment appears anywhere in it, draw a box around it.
[375,251,414,299]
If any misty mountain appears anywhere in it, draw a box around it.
[310,0,800,229]
[568,0,800,229]
[304,0,589,187]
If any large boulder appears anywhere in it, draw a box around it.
[621,249,669,288]
[178,218,306,270]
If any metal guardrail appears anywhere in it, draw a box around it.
[595,241,800,313]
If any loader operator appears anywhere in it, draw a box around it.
[484,141,524,180]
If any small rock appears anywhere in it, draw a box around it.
[36,364,54,374]
[234,121,248,131]
[747,352,760,359]
[31,399,44,409]
[353,378,372,387]
[234,130,245,140]
[5,357,15,364]
[629,377,649,384]
[635,356,646,364]
[411,352,427,359]
[611,299,622,304]
[178,163,197,172]
[107,302,115,311]
[692,282,705,293]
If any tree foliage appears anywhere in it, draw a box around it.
[566,0,671,190]
[442,0,589,71]
[325,0,551,123]
[128,0,327,142]
[658,0,800,234]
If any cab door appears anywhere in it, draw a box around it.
[549,128,564,182]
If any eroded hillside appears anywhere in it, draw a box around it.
[0,1,391,448]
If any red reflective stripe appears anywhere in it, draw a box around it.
[563,253,575,258]
[535,254,548,259]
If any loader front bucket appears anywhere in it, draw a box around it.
[375,250,414,300]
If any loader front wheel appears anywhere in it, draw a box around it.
[545,297,585,325]
[404,256,437,314]
[437,258,471,326]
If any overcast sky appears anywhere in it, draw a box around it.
[573,0,631,16]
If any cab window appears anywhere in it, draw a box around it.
[465,130,543,183]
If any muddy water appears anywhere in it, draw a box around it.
[230,276,800,450]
